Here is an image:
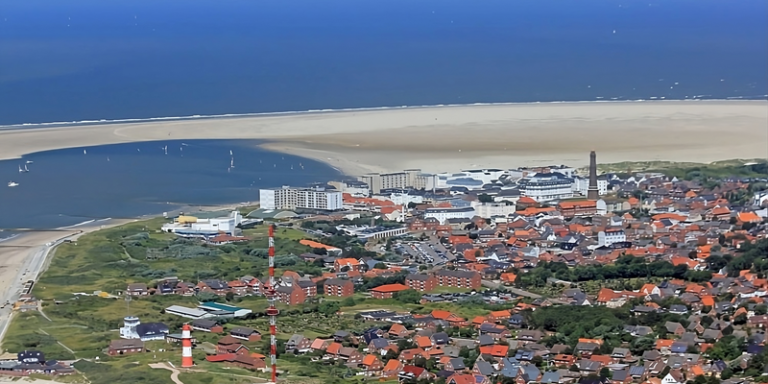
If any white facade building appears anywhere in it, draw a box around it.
[359,169,433,194]
[161,211,243,237]
[519,173,574,202]
[573,177,609,197]
[424,207,476,224]
[471,201,516,218]
[598,229,627,247]
[385,192,424,206]
[259,186,343,211]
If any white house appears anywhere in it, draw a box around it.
[661,372,685,384]
[598,229,626,247]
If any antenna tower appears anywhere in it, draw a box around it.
[265,225,279,383]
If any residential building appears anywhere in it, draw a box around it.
[324,279,355,297]
[472,201,517,218]
[125,283,148,296]
[519,172,574,202]
[405,274,437,292]
[424,207,477,225]
[359,170,433,194]
[598,229,627,247]
[334,258,364,273]
[230,327,261,342]
[435,270,481,290]
[190,319,223,333]
[276,285,307,306]
[259,186,343,211]
[108,339,144,356]
[574,176,608,197]
[370,283,410,299]
[297,280,317,298]
[557,200,598,217]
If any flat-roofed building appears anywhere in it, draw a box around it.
[198,302,252,318]
[165,305,213,319]
[260,186,343,211]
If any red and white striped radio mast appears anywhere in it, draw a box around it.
[265,224,279,383]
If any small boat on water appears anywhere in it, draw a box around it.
[25,160,33,164]
[8,181,19,187]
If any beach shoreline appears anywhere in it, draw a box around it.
[0,100,766,176]
[0,201,255,347]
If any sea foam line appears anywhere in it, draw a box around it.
[1,97,765,130]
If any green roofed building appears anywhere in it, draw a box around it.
[198,302,252,318]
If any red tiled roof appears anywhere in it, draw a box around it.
[370,283,410,293]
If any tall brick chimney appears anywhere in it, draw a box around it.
[587,151,599,201]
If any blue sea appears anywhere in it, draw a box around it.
[0,0,766,229]
[0,140,341,229]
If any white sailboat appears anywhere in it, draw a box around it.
[230,157,234,168]
[7,181,19,187]
[163,145,168,155]
[25,160,33,164]
[83,149,87,155]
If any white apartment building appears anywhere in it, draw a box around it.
[518,173,574,202]
[471,201,516,218]
[573,177,609,197]
[424,207,476,224]
[359,169,436,194]
[598,229,627,247]
[259,186,343,211]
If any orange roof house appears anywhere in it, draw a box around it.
[300,239,341,252]
[415,336,433,349]
[383,359,403,376]
[431,310,454,320]
[479,344,509,357]
[326,342,342,355]
[655,339,674,350]
[738,211,762,223]
[370,284,410,293]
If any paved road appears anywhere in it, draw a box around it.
[482,279,570,305]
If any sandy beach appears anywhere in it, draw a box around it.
[0,219,136,348]
[0,101,765,175]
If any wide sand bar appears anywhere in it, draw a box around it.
[1,101,766,175]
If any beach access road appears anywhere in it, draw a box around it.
[0,219,134,349]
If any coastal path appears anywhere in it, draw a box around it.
[149,363,186,384]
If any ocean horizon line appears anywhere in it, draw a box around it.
[1,96,766,130]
